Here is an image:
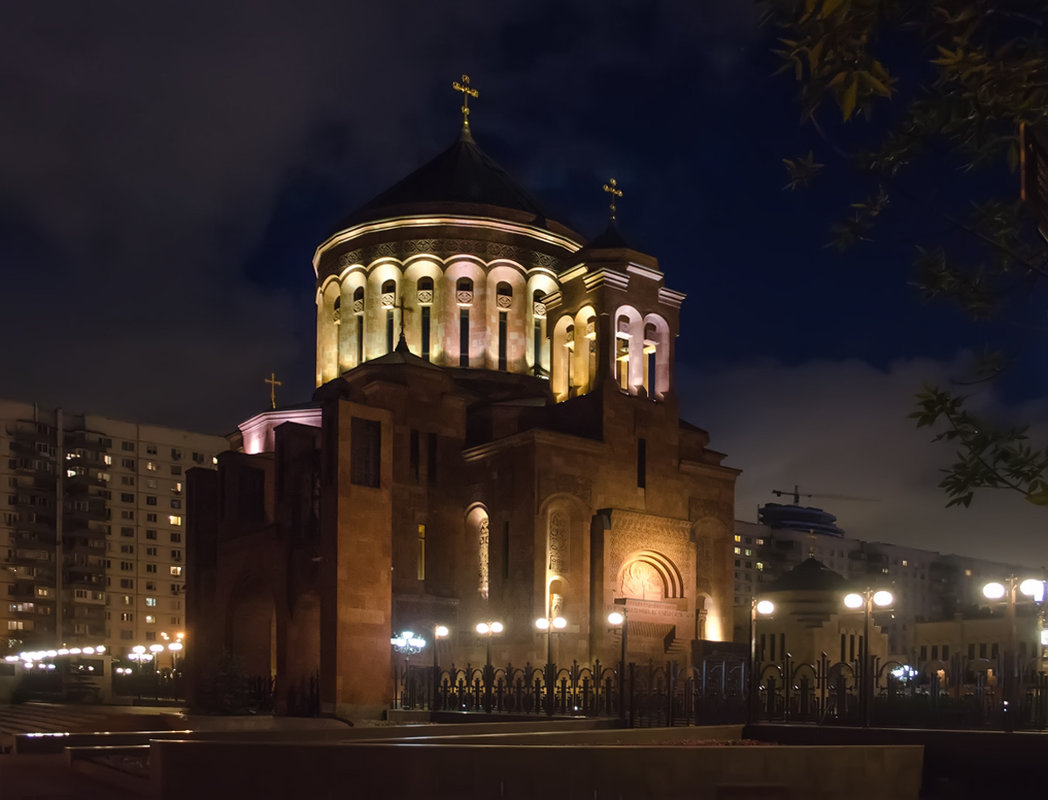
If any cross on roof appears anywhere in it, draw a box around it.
[395,294,413,342]
[265,372,282,410]
[603,178,623,221]
[452,74,479,129]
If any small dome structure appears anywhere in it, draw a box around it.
[771,557,848,593]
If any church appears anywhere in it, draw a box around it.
[185,79,739,718]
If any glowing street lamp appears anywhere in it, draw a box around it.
[535,615,567,668]
[432,624,449,710]
[843,588,894,727]
[608,600,629,723]
[475,621,503,669]
[982,575,1047,726]
[748,598,775,723]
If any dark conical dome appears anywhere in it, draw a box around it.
[772,557,848,592]
[585,221,634,251]
[335,128,553,231]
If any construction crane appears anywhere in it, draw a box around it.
[770,485,880,505]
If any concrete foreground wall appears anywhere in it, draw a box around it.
[150,738,922,800]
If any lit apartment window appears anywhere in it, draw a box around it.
[146,461,157,472]
[145,615,156,624]
[733,534,741,543]
[146,597,157,607]
[168,515,182,526]
[170,566,183,577]
[734,547,741,555]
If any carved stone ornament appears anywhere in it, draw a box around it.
[332,238,564,274]
[478,517,490,600]
[332,308,341,325]
[417,290,433,304]
[585,319,596,337]
[381,292,395,309]
[457,290,474,305]
[496,295,512,309]
[352,298,364,314]
[533,301,546,318]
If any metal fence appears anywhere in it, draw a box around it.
[392,655,1048,730]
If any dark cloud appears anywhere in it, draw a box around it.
[683,355,1048,566]
[2,1,1044,569]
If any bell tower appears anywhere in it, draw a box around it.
[545,180,684,403]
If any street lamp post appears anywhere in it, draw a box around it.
[983,576,1046,728]
[536,614,567,715]
[475,621,503,712]
[432,624,449,711]
[843,588,894,727]
[608,600,628,725]
[748,598,775,724]
[534,615,567,668]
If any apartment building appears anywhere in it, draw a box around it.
[1,399,225,658]
[733,504,1027,657]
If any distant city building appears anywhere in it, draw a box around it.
[0,399,224,658]
[733,503,1028,657]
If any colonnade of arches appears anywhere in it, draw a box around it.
[550,306,671,401]
[316,255,557,385]
[317,258,674,405]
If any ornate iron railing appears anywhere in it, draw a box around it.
[392,654,1048,730]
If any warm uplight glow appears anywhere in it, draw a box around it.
[983,582,1006,600]
[755,599,775,615]
[608,611,625,626]
[873,590,894,607]
[843,593,864,609]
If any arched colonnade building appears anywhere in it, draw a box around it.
[186,122,739,718]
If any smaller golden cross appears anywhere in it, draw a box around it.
[452,74,479,128]
[265,372,282,410]
[395,294,413,344]
[603,178,623,221]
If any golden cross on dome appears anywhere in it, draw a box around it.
[603,178,623,221]
[265,372,282,410]
[452,74,479,128]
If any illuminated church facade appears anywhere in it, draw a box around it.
[187,102,739,717]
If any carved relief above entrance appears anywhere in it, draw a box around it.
[620,560,664,601]
[617,550,684,600]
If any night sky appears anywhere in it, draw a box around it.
[2,1,1045,564]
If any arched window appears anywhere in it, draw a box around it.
[532,290,547,377]
[332,296,341,325]
[643,322,658,398]
[616,315,631,391]
[417,277,434,362]
[457,278,473,367]
[381,281,396,351]
[585,315,598,391]
[353,287,365,364]
[496,282,512,371]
